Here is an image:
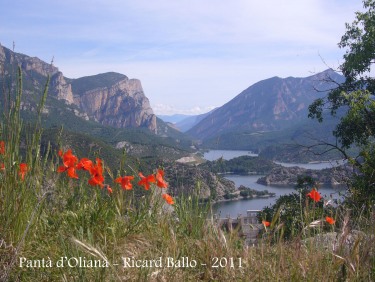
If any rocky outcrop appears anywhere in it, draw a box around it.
[257,165,352,186]
[73,77,157,132]
[165,162,236,200]
[50,72,74,104]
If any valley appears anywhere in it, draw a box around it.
[0,44,352,205]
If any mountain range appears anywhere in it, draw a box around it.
[158,110,213,132]
[0,44,346,162]
[0,45,194,157]
[184,69,345,160]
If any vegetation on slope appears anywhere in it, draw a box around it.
[1,85,374,280]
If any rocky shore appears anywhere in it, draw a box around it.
[257,165,352,186]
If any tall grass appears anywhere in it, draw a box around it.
[1,69,374,281]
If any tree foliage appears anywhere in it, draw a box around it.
[309,0,375,210]
[260,176,331,240]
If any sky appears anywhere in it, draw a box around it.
[0,0,365,115]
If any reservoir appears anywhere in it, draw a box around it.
[204,150,347,218]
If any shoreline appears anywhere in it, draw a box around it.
[214,192,276,204]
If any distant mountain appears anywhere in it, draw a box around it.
[175,110,214,132]
[158,110,215,132]
[188,70,344,141]
[157,114,191,124]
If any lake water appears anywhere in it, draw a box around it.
[204,150,347,218]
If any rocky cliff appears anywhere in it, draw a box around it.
[50,71,75,104]
[0,45,157,132]
[72,75,156,131]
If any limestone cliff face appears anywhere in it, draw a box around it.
[73,77,157,132]
[0,45,157,133]
[50,72,74,104]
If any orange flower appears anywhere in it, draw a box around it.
[57,149,78,179]
[19,163,28,181]
[262,221,270,227]
[0,163,5,171]
[88,158,104,187]
[115,175,134,190]
[77,158,93,171]
[88,174,105,187]
[0,141,5,155]
[325,216,335,225]
[138,172,155,190]
[307,188,321,202]
[155,169,168,188]
[162,193,174,205]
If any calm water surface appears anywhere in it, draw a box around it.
[204,150,347,217]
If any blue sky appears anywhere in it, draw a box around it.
[0,0,364,115]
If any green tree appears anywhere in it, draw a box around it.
[308,0,375,212]
[259,176,326,240]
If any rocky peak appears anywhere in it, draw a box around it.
[73,75,157,132]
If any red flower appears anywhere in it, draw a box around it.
[262,221,270,227]
[0,163,5,171]
[115,175,134,190]
[88,158,105,187]
[162,193,174,205]
[57,149,78,179]
[155,169,168,188]
[19,163,28,181]
[77,158,93,171]
[325,216,335,225]
[0,141,5,155]
[138,172,155,190]
[307,188,321,202]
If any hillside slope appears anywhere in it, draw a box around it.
[188,69,344,140]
